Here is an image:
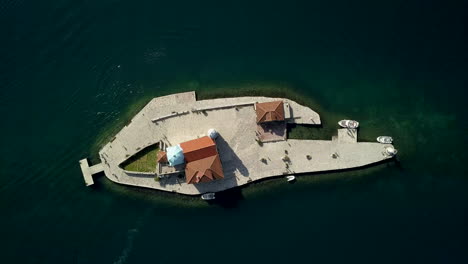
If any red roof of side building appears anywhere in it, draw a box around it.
[156,151,167,163]
[185,154,224,184]
[256,101,285,123]
[180,136,218,162]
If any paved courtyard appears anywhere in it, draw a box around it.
[256,122,286,142]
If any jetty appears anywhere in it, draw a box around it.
[80,91,395,194]
[79,159,104,186]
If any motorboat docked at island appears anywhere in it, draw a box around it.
[286,175,296,182]
[338,120,359,129]
[377,136,393,144]
[201,193,216,200]
[384,146,398,156]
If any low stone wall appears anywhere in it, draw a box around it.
[192,102,256,112]
[123,170,155,177]
[151,111,190,123]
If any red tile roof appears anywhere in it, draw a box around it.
[256,101,285,123]
[156,151,167,163]
[180,136,218,162]
[185,155,224,184]
[178,136,224,184]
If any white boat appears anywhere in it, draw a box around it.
[286,175,296,182]
[377,136,393,144]
[338,120,359,129]
[385,146,398,156]
[201,193,215,200]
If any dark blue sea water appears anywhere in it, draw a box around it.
[0,0,467,263]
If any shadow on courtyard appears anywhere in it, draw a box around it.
[215,135,249,177]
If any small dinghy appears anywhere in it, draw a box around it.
[377,136,393,144]
[201,193,215,200]
[338,120,359,129]
[384,146,398,156]
[286,175,296,182]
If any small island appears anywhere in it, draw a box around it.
[80,91,396,196]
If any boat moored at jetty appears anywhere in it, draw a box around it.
[338,120,359,129]
[201,193,216,200]
[377,136,393,144]
[384,146,398,156]
[286,175,296,182]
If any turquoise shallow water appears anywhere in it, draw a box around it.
[0,0,467,263]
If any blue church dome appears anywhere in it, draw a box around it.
[166,145,185,166]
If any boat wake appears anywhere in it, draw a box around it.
[112,228,139,264]
[112,211,149,264]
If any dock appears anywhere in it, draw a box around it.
[80,91,395,195]
[79,159,104,186]
[336,128,358,143]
